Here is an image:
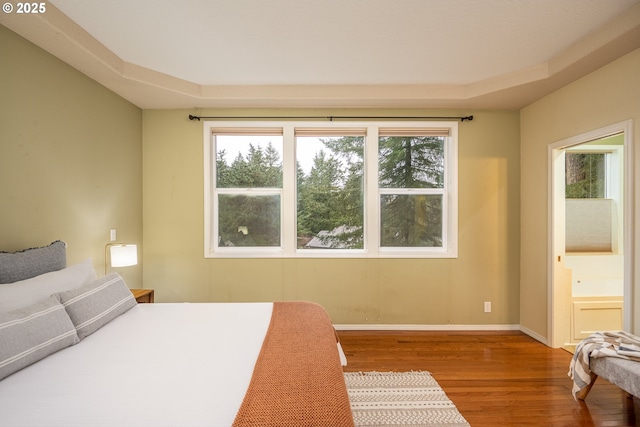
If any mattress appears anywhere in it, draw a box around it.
[0,303,273,427]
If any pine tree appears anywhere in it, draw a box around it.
[215,135,445,249]
[378,136,444,247]
[297,138,364,249]
[216,142,282,247]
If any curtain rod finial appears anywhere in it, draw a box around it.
[189,115,201,121]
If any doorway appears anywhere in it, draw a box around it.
[548,120,633,349]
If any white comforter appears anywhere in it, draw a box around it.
[0,303,273,427]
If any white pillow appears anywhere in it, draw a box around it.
[0,258,97,312]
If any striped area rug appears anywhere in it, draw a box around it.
[344,371,471,427]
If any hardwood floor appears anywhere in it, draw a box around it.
[338,330,637,427]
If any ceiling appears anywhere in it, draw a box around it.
[2,0,640,110]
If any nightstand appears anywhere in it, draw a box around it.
[130,288,154,303]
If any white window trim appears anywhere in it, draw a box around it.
[204,121,458,258]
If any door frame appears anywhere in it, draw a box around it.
[547,120,634,348]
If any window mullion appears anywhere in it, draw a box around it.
[378,188,445,195]
[204,126,214,256]
[216,188,281,195]
[445,134,458,256]
[365,125,379,255]
[282,126,296,256]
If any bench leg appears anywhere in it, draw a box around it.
[577,373,598,400]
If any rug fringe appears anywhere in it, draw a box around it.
[347,370,433,376]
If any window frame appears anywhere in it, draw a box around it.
[204,121,458,258]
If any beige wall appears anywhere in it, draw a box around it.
[143,109,521,325]
[0,26,143,286]
[12,15,638,334]
[3,16,637,333]
[2,21,521,326]
[521,48,640,338]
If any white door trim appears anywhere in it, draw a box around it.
[547,120,634,347]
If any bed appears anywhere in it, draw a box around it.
[0,242,354,427]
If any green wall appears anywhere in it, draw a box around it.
[143,109,521,325]
[521,48,640,338]
[4,17,638,335]
[0,22,523,327]
[0,25,143,286]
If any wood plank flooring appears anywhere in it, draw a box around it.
[337,330,637,427]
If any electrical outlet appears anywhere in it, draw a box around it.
[484,301,492,313]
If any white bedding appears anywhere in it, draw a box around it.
[0,303,273,427]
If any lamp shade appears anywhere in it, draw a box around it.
[109,244,138,267]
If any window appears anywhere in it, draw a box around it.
[379,129,446,248]
[565,152,605,198]
[213,130,283,251]
[564,140,624,253]
[296,129,365,250]
[204,121,458,258]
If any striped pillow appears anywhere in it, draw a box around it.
[54,273,137,340]
[0,296,79,381]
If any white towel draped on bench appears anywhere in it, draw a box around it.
[568,331,640,399]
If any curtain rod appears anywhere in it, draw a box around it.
[188,114,473,122]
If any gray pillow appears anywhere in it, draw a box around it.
[54,273,137,340]
[0,240,67,284]
[0,296,79,381]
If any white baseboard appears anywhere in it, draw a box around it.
[334,324,521,331]
[334,323,553,347]
[518,325,549,345]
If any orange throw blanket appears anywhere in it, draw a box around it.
[232,302,354,427]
